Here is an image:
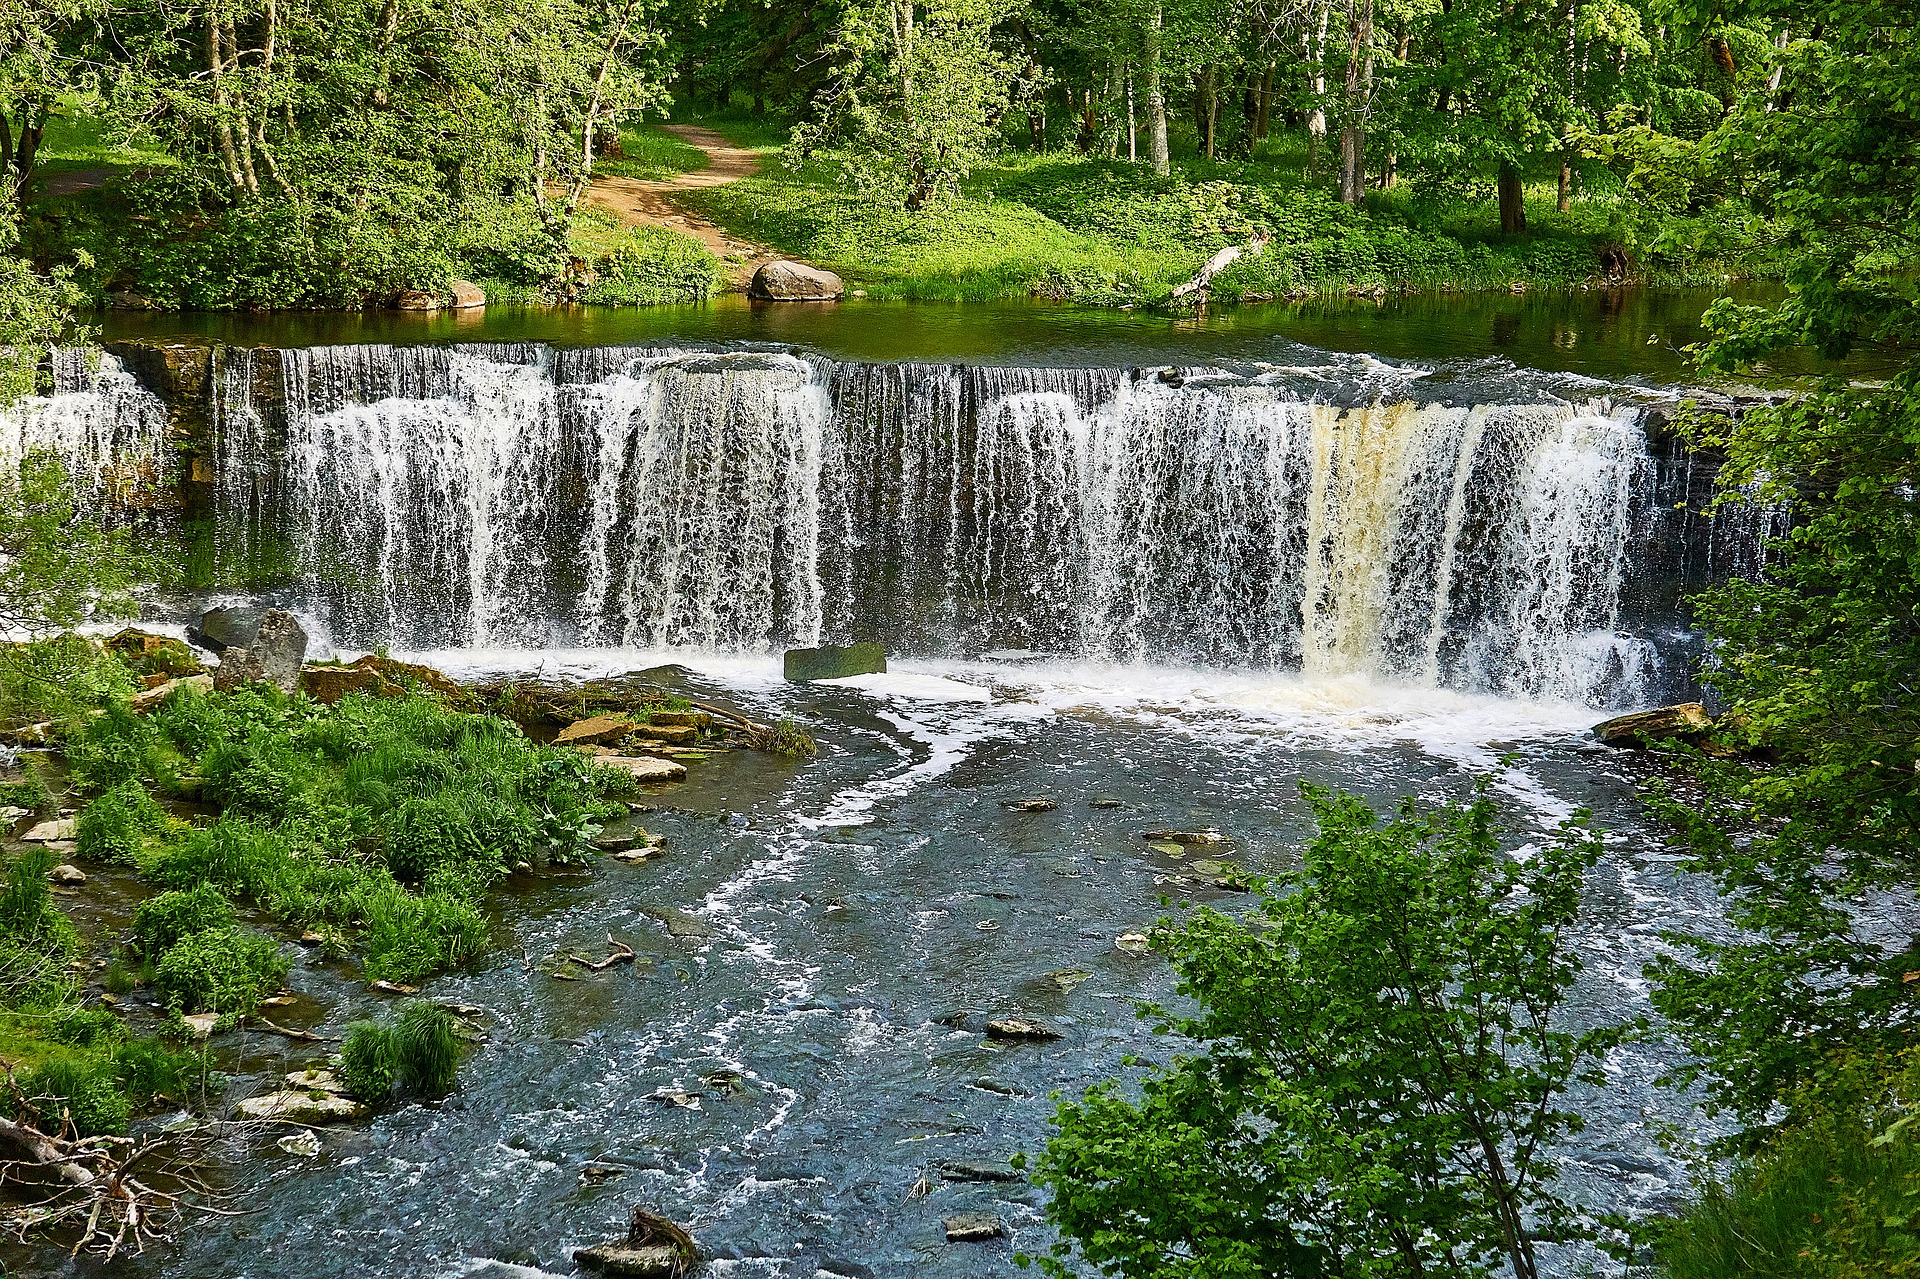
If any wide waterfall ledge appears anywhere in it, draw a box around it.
[6,341,1785,710]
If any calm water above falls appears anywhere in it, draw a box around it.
[1,307,1768,1277]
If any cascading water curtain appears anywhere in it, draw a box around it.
[268,344,1661,705]
[0,351,173,508]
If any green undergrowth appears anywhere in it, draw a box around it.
[1659,1051,1920,1279]
[686,144,1769,305]
[0,633,631,1137]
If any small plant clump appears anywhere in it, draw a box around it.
[77,779,175,863]
[338,1002,463,1101]
[150,926,289,1015]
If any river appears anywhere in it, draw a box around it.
[3,291,1811,1277]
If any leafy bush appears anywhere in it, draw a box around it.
[147,818,292,898]
[48,1006,126,1049]
[338,1001,461,1100]
[19,1057,131,1137]
[0,635,137,730]
[150,926,288,1015]
[131,883,236,955]
[383,793,485,882]
[76,779,170,863]
[0,772,48,812]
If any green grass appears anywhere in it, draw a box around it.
[595,122,711,182]
[682,129,1771,305]
[1660,1061,1920,1279]
[33,99,174,183]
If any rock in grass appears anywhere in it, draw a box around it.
[943,1212,1006,1242]
[985,1017,1062,1041]
[236,1090,369,1123]
[48,864,86,886]
[1593,702,1712,747]
[300,665,390,705]
[747,260,845,301]
[131,672,213,711]
[783,642,887,682]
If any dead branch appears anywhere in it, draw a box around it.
[566,935,637,971]
[244,1016,334,1043]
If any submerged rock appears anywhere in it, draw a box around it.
[644,907,717,940]
[595,755,688,784]
[943,1212,1006,1242]
[1142,828,1226,845]
[21,818,76,842]
[1038,968,1091,993]
[1594,702,1712,747]
[572,1244,684,1277]
[277,1129,322,1157]
[747,260,845,302]
[1004,797,1057,812]
[783,643,887,682]
[939,1159,1021,1183]
[48,864,87,886]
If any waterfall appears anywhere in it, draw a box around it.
[252,343,1670,705]
[0,351,173,507]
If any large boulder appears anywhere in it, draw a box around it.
[190,604,269,652]
[784,642,886,682]
[448,279,487,309]
[747,260,845,302]
[212,609,308,694]
[1594,702,1712,747]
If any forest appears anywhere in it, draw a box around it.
[0,0,1916,1276]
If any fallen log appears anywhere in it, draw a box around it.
[1170,231,1272,304]
[565,935,638,972]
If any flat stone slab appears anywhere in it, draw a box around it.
[943,1212,1006,1242]
[595,755,688,783]
[285,1068,350,1095]
[131,672,213,711]
[556,714,638,746]
[235,1090,370,1123]
[21,819,76,842]
[572,1244,686,1276]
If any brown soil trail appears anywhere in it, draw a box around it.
[584,124,779,283]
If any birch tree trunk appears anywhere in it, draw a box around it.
[1306,0,1329,175]
[1143,3,1169,176]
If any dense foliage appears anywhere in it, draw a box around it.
[1029,783,1623,1278]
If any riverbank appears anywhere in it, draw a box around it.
[25,104,1772,318]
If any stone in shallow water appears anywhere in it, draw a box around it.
[783,643,887,682]
[595,756,688,784]
[747,259,845,301]
[985,1016,1062,1041]
[572,1244,685,1276]
[21,818,76,843]
[943,1212,1006,1242]
[1594,702,1711,746]
[1142,828,1226,845]
[49,864,87,886]
[236,1089,369,1123]
[556,714,638,746]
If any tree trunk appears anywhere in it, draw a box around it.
[1195,65,1218,159]
[1144,3,1169,176]
[207,9,247,193]
[1557,159,1571,212]
[1383,22,1407,187]
[1338,0,1373,205]
[1306,0,1329,176]
[1498,160,1526,233]
[1126,67,1137,162]
[1254,61,1274,141]
[1105,60,1125,156]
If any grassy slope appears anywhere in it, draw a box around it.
[683,119,1766,306]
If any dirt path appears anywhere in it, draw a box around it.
[585,124,780,285]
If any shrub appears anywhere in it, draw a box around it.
[0,844,77,950]
[19,1057,131,1137]
[0,635,137,729]
[131,883,236,955]
[147,818,291,898]
[0,772,48,811]
[150,926,288,1014]
[76,780,169,863]
[202,730,302,817]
